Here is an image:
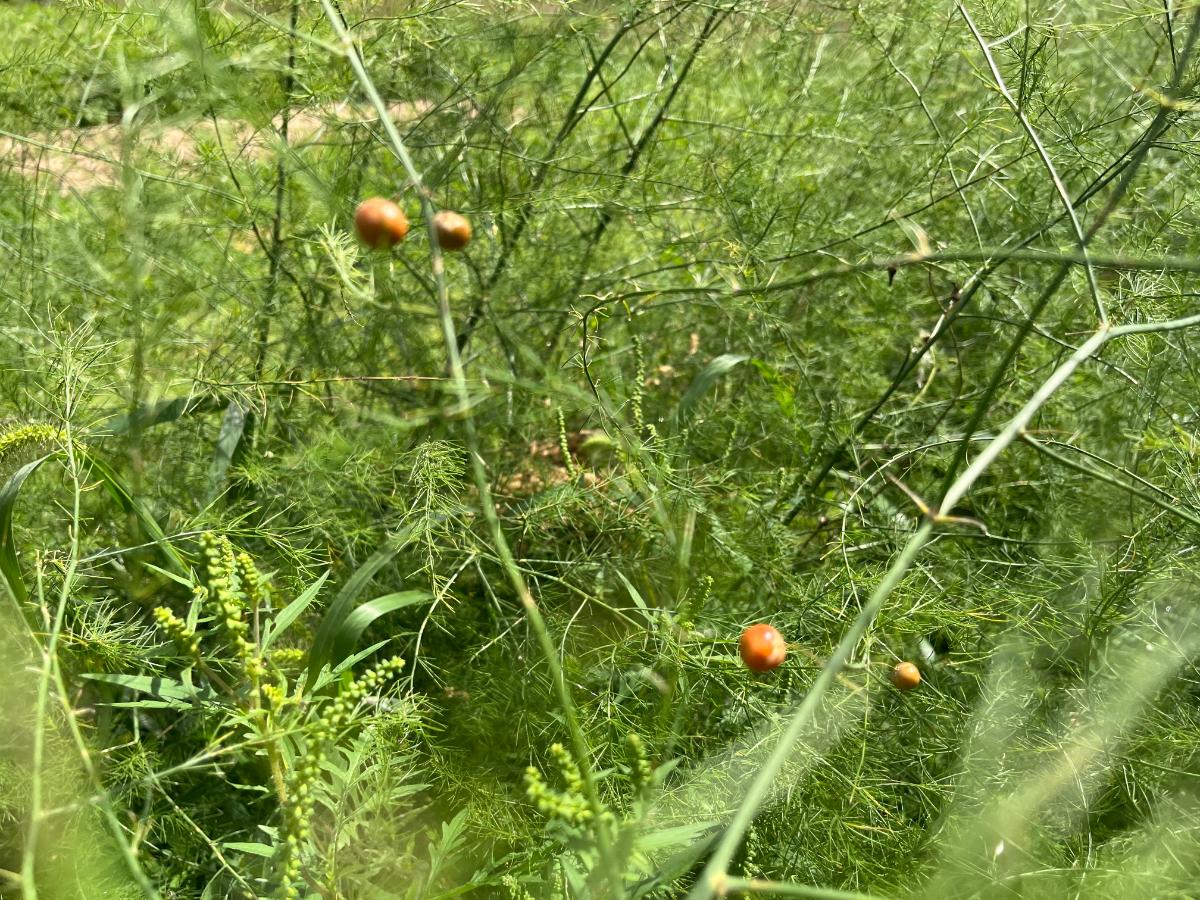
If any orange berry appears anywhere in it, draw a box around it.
[354,197,409,249]
[739,623,786,672]
[889,661,921,691]
[433,210,472,251]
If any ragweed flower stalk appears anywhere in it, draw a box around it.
[524,742,596,827]
[631,335,646,437]
[278,655,406,898]
[0,424,70,465]
[234,550,270,615]
[152,606,200,660]
[501,874,536,900]
[199,533,264,681]
[679,574,713,631]
[269,647,306,670]
[556,407,577,478]
[261,683,287,709]
[551,742,585,796]
[626,733,653,793]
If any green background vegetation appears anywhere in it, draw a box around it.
[3,1,1200,897]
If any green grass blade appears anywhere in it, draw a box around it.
[92,394,225,437]
[0,454,55,603]
[81,672,214,703]
[208,401,248,500]
[329,590,432,666]
[262,569,330,650]
[305,526,417,690]
[673,354,747,430]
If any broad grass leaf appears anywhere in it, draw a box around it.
[673,353,748,430]
[308,639,392,692]
[82,672,214,705]
[614,569,654,624]
[94,394,224,437]
[633,824,721,896]
[330,590,432,666]
[305,526,416,689]
[208,400,248,499]
[0,455,52,602]
[636,821,716,854]
[220,842,274,858]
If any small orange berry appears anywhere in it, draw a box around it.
[433,210,472,251]
[354,197,409,249]
[739,623,786,672]
[889,661,921,691]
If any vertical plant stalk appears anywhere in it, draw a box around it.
[21,376,160,900]
[253,0,300,387]
[121,105,148,490]
[316,2,623,891]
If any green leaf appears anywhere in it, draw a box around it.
[139,562,197,589]
[634,824,721,896]
[208,401,248,499]
[109,700,198,710]
[0,455,53,603]
[93,394,224,437]
[330,590,431,665]
[613,569,654,624]
[220,842,275,858]
[333,639,390,676]
[673,353,748,430]
[305,527,416,689]
[425,808,471,892]
[81,672,214,703]
[311,639,391,691]
[262,570,330,650]
[637,821,716,853]
[750,358,795,417]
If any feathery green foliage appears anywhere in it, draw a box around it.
[4,1,1200,897]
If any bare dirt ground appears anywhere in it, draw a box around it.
[0,101,433,194]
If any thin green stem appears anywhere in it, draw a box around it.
[20,560,48,900]
[957,2,1105,324]
[721,877,890,900]
[23,379,159,898]
[253,0,299,386]
[1021,434,1200,530]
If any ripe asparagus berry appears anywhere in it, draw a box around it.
[739,624,786,672]
[355,197,409,249]
[433,210,472,251]
[889,661,921,691]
